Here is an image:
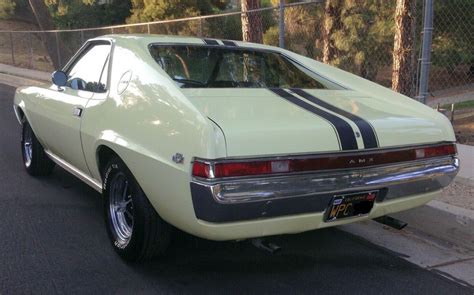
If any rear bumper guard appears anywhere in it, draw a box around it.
[190,156,459,222]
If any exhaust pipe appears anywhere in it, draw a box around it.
[374,215,407,230]
[251,238,281,254]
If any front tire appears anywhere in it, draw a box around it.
[103,157,171,262]
[21,120,55,176]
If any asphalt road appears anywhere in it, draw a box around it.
[0,83,471,295]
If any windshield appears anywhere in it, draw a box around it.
[149,45,340,89]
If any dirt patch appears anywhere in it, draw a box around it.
[438,181,474,211]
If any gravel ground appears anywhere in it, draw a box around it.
[438,181,474,210]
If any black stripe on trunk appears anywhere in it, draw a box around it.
[203,39,219,45]
[291,88,379,148]
[270,88,358,151]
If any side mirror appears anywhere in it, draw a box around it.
[52,71,67,87]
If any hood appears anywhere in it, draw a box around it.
[182,88,455,157]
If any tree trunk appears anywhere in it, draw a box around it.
[391,0,416,96]
[241,0,263,43]
[28,0,71,69]
[322,0,342,64]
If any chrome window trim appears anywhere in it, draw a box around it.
[61,38,114,94]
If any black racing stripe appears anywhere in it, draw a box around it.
[291,88,379,149]
[203,39,219,45]
[222,40,237,46]
[270,88,358,151]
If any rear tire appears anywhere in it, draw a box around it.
[21,121,55,176]
[103,157,171,262]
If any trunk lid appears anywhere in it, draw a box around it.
[182,88,454,157]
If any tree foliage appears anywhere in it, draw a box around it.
[263,0,324,58]
[324,0,395,80]
[127,0,228,23]
[0,0,29,19]
[0,0,16,18]
[125,0,230,36]
[431,0,473,72]
[45,0,131,29]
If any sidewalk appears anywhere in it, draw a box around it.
[0,63,50,82]
[456,144,474,185]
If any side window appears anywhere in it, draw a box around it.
[67,43,111,93]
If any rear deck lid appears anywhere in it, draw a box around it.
[182,88,454,157]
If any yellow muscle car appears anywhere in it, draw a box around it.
[13,35,459,262]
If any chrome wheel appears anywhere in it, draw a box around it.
[23,125,33,168]
[109,172,134,247]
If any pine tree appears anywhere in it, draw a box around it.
[322,0,342,64]
[391,0,416,96]
[241,0,263,43]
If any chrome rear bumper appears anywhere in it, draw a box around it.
[190,156,459,222]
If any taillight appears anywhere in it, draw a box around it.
[192,161,211,178]
[214,160,290,178]
[416,144,456,159]
[192,143,456,179]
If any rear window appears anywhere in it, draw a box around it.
[149,45,341,89]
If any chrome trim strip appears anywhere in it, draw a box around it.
[45,150,103,192]
[192,156,459,204]
[192,141,456,164]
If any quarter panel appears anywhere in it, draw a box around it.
[80,42,226,230]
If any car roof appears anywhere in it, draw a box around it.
[95,34,279,52]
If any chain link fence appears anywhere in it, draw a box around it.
[0,0,472,106]
[428,0,473,100]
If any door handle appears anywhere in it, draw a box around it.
[73,106,83,117]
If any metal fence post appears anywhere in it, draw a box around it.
[147,24,151,34]
[416,0,434,104]
[29,33,34,69]
[9,32,15,65]
[198,18,203,37]
[278,0,285,48]
[55,32,61,68]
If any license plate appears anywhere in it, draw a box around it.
[325,191,378,222]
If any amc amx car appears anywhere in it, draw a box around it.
[13,35,459,262]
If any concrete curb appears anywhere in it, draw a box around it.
[0,73,45,88]
[393,200,474,251]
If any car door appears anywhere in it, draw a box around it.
[35,41,111,174]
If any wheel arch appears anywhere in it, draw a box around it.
[96,144,120,180]
[13,105,26,124]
